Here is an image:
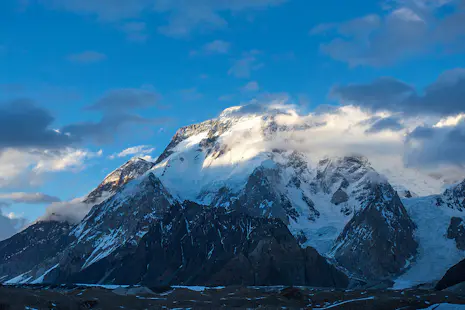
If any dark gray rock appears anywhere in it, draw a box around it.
[317,155,372,194]
[302,194,320,221]
[50,172,174,283]
[331,189,349,205]
[84,157,154,204]
[155,118,233,165]
[436,258,465,290]
[332,183,418,280]
[63,202,348,288]
[0,221,72,281]
[442,180,465,211]
[447,217,465,250]
[234,166,299,224]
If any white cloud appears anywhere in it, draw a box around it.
[39,198,92,224]
[0,205,27,241]
[391,7,425,22]
[0,192,60,204]
[109,145,155,159]
[139,155,157,162]
[34,148,103,173]
[312,1,465,66]
[39,191,113,224]
[0,147,102,188]
[219,99,465,194]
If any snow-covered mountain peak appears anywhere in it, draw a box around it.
[84,157,154,204]
[441,178,465,210]
[448,179,465,196]
[315,155,383,194]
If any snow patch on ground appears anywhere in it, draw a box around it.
[82,227,125,269]
[31,263,59,284]
[425,304,465,309]
[4,272,33,285]
[172,286,226,292]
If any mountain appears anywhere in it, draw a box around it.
[436,257,465,291]
[1,104,465,288]
[4,171,348,287]
[0,157,155,284]
[58,200,349,287]
[84,157,155,204]
[0,221,71,283]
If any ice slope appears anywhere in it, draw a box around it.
[394,196,465,289]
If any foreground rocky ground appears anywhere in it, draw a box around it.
[1,284,465,309]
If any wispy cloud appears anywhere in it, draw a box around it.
[191,40,231,56]
[0,209,26,241]
[0,192,61,204]
[180,88,203,101]
[67,51,107,64]
[0,99,77,149]
[63,87,169,144]
[228,50,263,78]
[311,1,465,66]
[331,68,465,117]
[109,145,155,159]
[39,0,288,38]
[120,21,148,42]
[241,81,260,92]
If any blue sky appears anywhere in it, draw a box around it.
[0,0,464,225]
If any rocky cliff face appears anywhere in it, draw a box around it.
[51,172,175,282]
[438,180,465,211]
[233,164,299,224]
[84,157,154,204]
[436,257,465,290]
[447,217,465,250]
[0,221,71,283]
[332,182,418,280]
[57,201,349,287]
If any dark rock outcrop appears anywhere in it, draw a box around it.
[84,157,154,204]
[442,180,465,211]
[316,155,372,195]
[234,165,299,224]
[447,217,465,250]
[0,221,71,281]
[436,258,465,290]
[302,194,320,221]
[332,183,418,280]
[331,189,349,205]
[63,201,348,287]
[50,172,174,283]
